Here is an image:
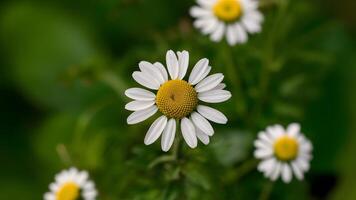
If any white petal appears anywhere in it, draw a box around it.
[166,50,179,79]
[258,131,273,145]
[161,119,176,152]
[210,22,225,42]
[83,189,98,199]
[291,161,304,180]
[254,148,273,159]
[197,105,228,124]
[83,181,95,190]
[287,123,301,137]
[197,0,215,8]
[177,50,189,79]
[212,83,226,90]
[295,157,310,171]
[76,171,88,186]
[254,139,271,151]
[198,90,232,103]
[189,58,210,85]
[267,124,284,139]
[127,106,158,124]
[153,62,168,82]
[258,157,276,174]
[196,128,210,145]
[181,117,198,148]
[125,88,156,101]
[44,193,55,200]
[144,116,167,145]
[49,183,59,192]
[132,71,160,90]
[244,10,264,22]
[242,19,262,34]
[125,100,155,111]
[226,25,238,46]
[195,73,224,93]
[233,23,248,44]
[201,18,219,35]
[139,61,165,84]
[191,112,214,136]
[241,0,259,11]
[281,164,292,183]
[190,6,212,18]
[270,161,282,181]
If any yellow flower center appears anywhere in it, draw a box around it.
[274,136,299,161]
[213,0,242,22]
[56,182,80,200]
[156,80,198,119]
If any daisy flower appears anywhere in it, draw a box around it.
[125,50,231,151]
[190,0,263,45]
[254,123,313,183]
[44,167,97,200]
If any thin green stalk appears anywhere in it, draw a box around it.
[259,182,274,200]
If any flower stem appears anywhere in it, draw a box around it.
[259,181,274,200]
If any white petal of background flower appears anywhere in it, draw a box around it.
[210,22,225,42]
[127,106,158,124]
[281,163,292,183]
[198,0,215,7]
[161,118,176,152]
[144,116,168,145]
[287,123,300,137]
[181,117,198,148]
[125,88,156,101]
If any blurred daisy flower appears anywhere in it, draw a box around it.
[254,123,313,183]
[44,167,97,200]
[190,0,263,45]
[125,50,231,151]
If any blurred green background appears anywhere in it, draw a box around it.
[1,0,356,199]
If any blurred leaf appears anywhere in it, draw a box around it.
[211,130,254,167]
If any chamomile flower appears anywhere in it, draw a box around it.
[44,167,97,200]
[190,0,263,45]
[125,50,231,151]
[254,123,313,183]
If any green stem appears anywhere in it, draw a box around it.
[259,182,274,200]
[223,158,258,184]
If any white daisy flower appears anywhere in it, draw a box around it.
[125,50,231,151]
[44,167,97,200]
[254,123,313,183]
[190,0,264,45]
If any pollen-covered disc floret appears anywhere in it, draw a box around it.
[44,167,97,200]
[274,136,299,161]
[213,0,242,22]
[254,123,313,183]
[156,80,198,119]
[190,0,264,45]
[125,50,231,151]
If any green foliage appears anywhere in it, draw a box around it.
[0,0,355,199]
